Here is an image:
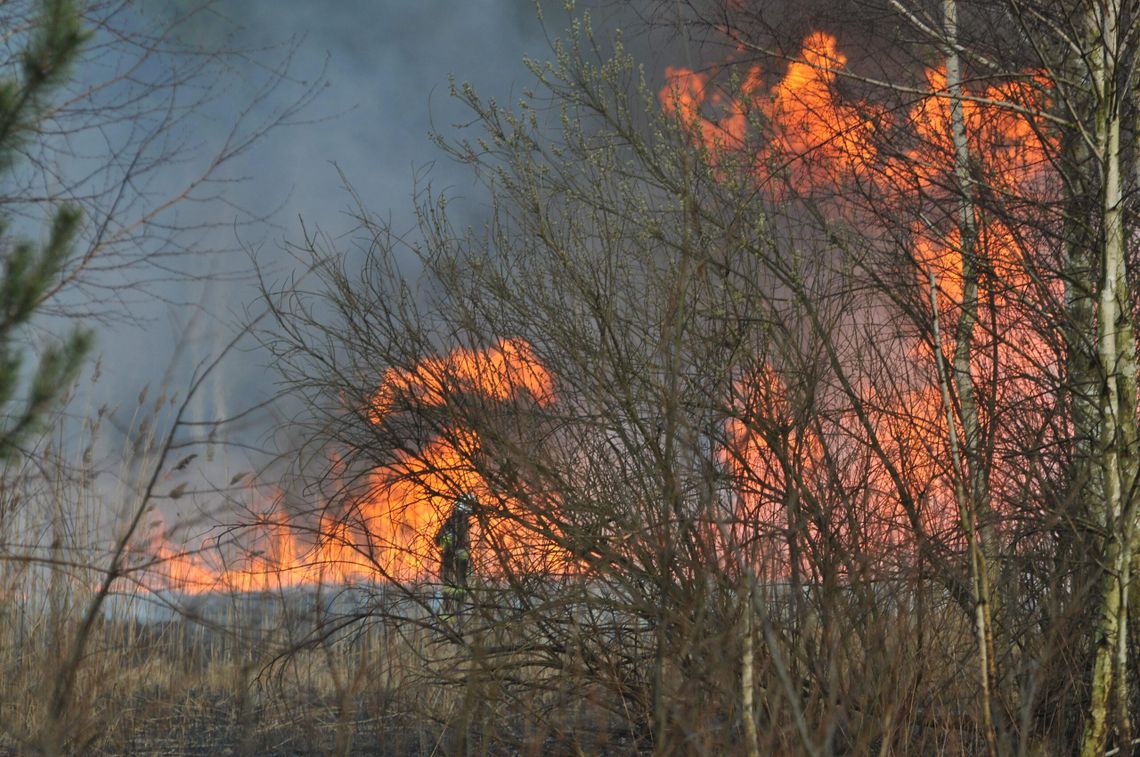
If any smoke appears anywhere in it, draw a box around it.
[57,1,549,476]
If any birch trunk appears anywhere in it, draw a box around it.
[741,582,760,757]
[1081,3,1140,753]
[941,1,1001,748]
[930,268,999,757]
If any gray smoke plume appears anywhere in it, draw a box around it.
[64,1,548,465]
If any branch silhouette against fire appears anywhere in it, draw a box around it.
[138,32,1055,595]
[139,338,558,593]
[665,31,1056,571]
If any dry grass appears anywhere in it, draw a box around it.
[0,575,629,755]
[0,419,1104,755]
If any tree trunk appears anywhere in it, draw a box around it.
[1081,4,1140,753]
[942,1,1001,748]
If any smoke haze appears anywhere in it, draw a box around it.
[68,1,549,476]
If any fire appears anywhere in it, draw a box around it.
[660,33,880,191]
[902,68,1051,196]
[661,33,1050,200]
[663,33,1059,566]
[659,64,761,156]
[143,34,1061,596]
[142,506,386,595]
[723,368,960,577]
[764,33,880,188]
[145,338,564,594]
[370,337,553,419]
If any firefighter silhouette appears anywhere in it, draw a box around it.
[435,493,475,618]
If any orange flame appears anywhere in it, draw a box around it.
[661,33,880,191]
[370,337,554,420]
[145,338,565,594]
[663,33,1060,569]
[146,34,1063,595]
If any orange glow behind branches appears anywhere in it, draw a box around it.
[664,33,1060,570]
[145,35,1064,595]
[660,33,880,192]
[145,338,566,594]
[660,64,762,157]
[723,369,961,578]
[904,68,1051,197]
[722,368,820,577]
[660,33,1052,201]
[764,33,880,188]
[370,337,554,421]
[357,425,570,581]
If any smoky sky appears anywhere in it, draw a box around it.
[52,0,723,501]
[40,0,912,530]
[211,0,546,227]
[61,1,552,471]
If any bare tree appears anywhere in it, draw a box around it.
[0,2,321,752]
[258,0,1140,753]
